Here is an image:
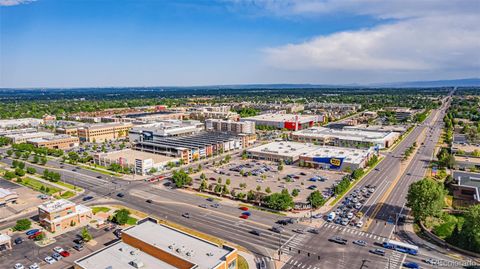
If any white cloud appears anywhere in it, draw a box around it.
[257,0,480,76]
[0,0,35,6]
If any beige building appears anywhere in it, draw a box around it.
[27,135,79,150]
[56,126,80,136]
[5,131,54,144]
[78,122,133,143]
[38,199,92,233]
[205,119,256,134]
[74,219,238,269]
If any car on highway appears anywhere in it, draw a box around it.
[239,214,249,219]
[308,228,319,234]
[423,258,438,265]
[117,193,125,198]
[271,226,284,233]
[182,213,190,218]
[328,236,347,245]
[145,199,153,203]
[199,204,208,208]
[277,219,289,225]
[307,185,317,190]
[239,206,249,211]
[206,197,214,202]
[369,249,385,256]
[353,240,367,247]
[211,203,220,208]
[44,256,56,264]
[96,175,102,179]
[258,260,267,269]
[402,262,419,269]
[250,230,261,236]
[292,229,305,234]
[313,213,322,219]
[82,196,94,201]
[14,263,24,269]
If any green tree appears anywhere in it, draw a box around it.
[4,171,16,180]
[256,185,261,192]
[112,209,131,225]
[262,189,294,211]
[307,190,326,208]
[406,178,446,222]
[172,169,192,188]
[6,149,13,157]
[291,189,299,197]
[15,168,25,177]
[81,227,93,242]
[265,187,272,194]
[13,219,31,231]
[40,156,47,165]
[199,180,207,192]
[458,204,480,252]
[26,167,36,174]
[226,178,231,186]
[32,155,40,163]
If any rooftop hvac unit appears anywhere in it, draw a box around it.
[129,259,144,268]
[206,252,214,257]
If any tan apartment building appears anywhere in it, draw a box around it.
[205,119,256,134]
[27,135,80,150]
[38,199,92,233]
[74,218,238,269]
[77,122,133,143]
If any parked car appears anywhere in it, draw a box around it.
[44,257,56,264]
[82,196,94,201]
[73,238,84,245]
[51,253,62,261]
[28,263,39,269]
[182,213,190,218]
[28,231,42,239]
[60,251,70,257]
[73,244,84,251]
[26,229,39,236]
[13,263,24,269]
[116,193,125,198]
[14,237,23,245]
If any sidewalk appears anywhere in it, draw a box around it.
[239,251,257,269]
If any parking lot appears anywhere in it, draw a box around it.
[1,225,117,269]
[191,158,346,202]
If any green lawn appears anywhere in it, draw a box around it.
[20,178,60,195]
[432,213,465,239]
[92,206,111,214]
[195,193,221,201]
[127,217,138,225]
[58,191,75,199]
[56,181,83,192]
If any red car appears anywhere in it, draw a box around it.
[28,231,42,239]
[239,206,249,211]
[239,215,249,219]
[60,251,70,257]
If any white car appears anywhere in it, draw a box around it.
[53,246,65,253]
[341,218,349,226]
[347,212,354,219]
[356,221,364,228]
[44,256,56,264]
[355,203,362,209]
[29,263,39,269]
[14,264,24,269]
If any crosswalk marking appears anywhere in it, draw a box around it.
[320,223,389,242]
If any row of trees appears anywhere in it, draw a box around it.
[43,169,61,182]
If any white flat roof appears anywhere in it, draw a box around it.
[96,149,177,164]
[0,188,16,199]
[123,221,232,269]
[75,241,177,269]
[301,146,372,164]
[28,134,76,143]
[243,113,317,123]
[38,199,76,213]
[248,141,319,158]
[5,131,54,140]
[293,127,397,142]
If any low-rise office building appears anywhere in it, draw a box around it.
[0,234,12,251]
[241,113,320,131]
[0,118,43,129]
[129,120,204,142]
[205,119,255,134]
[38,199,92,233]
[133,132,248,164]
[6,131,54,144]
[452,171,480,206]
[247,141,374,170]
[454,156,480,171]
[56,126,80,136]
[74,218,238,269]
[0,188,18,206]
[77,122,133,143]
[94,149,179,175]
[0,128,37,137]
[27,134,80,150]
[292,127,399,149]
[343,124,408,134]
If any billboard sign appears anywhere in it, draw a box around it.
[312,157,345,169]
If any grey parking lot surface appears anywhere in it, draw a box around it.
[0,226,116,269]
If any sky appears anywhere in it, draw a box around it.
[1,0,479,88]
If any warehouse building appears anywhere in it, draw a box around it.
[94,149,179,175]
[0,118,43,129]
[5,131,54,144]
[247,141,374,170]
[292,127,399,149]
[133,132,248,164]
[74,218,238,269]
[27,134,80,150]
[241,113,321,131]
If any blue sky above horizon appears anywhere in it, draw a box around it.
[1,0,479,88]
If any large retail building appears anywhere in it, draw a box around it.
[240,113,321,131]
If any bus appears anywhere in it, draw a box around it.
[382,240,418,255]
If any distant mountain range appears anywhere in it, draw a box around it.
[183,78,480,89]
